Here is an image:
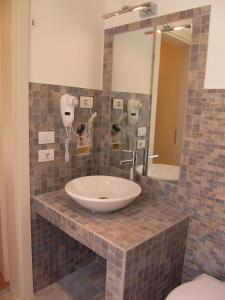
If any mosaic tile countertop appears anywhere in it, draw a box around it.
[33,190,189,300]
[33,190,188,252]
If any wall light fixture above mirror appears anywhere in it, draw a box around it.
[102,2,158,19]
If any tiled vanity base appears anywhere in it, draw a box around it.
[35,261,106,300]
[31,211,98,292]
[33,191,189,300]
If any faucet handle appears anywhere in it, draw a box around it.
[120,149,136,165]
[148,154,159,159]
[122,149,133,153]
[120,159,133,165]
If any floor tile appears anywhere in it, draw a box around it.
[0,288,19,300]
[0,273,8,291]
[0,262,106,300]
[35,261,106,300]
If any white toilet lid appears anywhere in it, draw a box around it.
[167,275,225,300]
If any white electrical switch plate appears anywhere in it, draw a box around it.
[80,96,93,109]
[137,140,146,150]
[137,127,147,137]
[38,131,55,144]
[38,149,54,163]
[113,98,123,110]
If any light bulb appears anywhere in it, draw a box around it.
[133,6,146,11]
[174,26,185,31]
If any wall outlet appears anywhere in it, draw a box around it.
[80,96,93,108]
[38,149,54,162]
[137,127,147,137]
[38,131,55,144]
[113,98,123,110]
[137,140,146,150]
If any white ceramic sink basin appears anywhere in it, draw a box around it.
[65,176,142,212]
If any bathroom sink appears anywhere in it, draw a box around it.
[65,176,142,212]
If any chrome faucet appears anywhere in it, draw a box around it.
[143,149,159,176]
[120,150,137,181]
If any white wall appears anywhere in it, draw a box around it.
[30,0,105,89]
[30,0,225,89]
[104,0,225,89]
[112,29,154,94]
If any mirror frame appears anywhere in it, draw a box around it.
[101,5,211,190]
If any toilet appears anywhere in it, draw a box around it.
[166,274,225,300]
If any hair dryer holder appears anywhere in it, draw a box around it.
[76,124,93,148]
[75,112,97,149]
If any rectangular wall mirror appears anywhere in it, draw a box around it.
[108,21,192,185]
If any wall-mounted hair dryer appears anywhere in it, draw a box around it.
[60,94,78,162]
[127,99,143,125]
[60,94,79,127]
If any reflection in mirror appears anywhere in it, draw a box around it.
[112,28,154,94]
[110,27,154,172]
[108,22,192,185]
[145,23,192,184]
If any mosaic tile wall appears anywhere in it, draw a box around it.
[178,89,225,281]
[29,82,103,292]
[102,4,225,284]
[31,211,96,292]
[29,83,102,196]
[136,90,225,282]
[124,219,189,300]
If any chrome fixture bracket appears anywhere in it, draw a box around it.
[120,150,137,181]
[139,3,158,18]
[142,149,159,176]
